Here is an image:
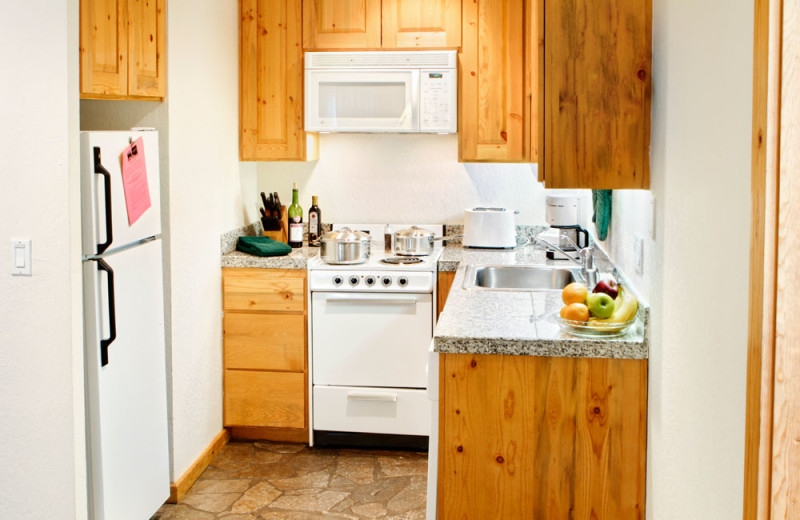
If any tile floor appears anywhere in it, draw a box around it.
[152,441,429,520]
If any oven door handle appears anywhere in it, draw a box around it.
[347,392,398,403]
[326,297,418,305]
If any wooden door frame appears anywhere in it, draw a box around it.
[743,0,793,517]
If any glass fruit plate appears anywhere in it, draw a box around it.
[554,313,636,338]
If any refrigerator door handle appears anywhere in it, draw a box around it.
[93,146,114,255]
[97,258,117,367]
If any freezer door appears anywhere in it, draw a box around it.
[83,239,169,520]
[80,131,161,256]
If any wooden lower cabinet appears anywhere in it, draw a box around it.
[222,268,308,440]
[437,271,456,320]
[439,353,647,519]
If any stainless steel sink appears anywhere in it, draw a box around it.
[463,265,578,291]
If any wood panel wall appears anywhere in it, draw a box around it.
[744,0,800,517]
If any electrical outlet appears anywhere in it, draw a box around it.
[633,234,644,274]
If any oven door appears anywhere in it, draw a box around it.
[311,292,432,388]
[304,70,419,132]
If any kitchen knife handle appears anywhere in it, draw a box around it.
[93,147,113,255]
[97,259,117,367]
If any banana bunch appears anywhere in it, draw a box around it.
[587,285,638,331]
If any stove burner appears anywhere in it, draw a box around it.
[379,256,424,265]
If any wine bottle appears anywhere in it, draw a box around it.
[288,183,303,248]
[308,196,321,247]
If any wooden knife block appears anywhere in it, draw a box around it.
[263,206,288,243]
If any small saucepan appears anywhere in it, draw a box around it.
[393,226,461,256]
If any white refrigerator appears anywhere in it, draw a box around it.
[80,130,170,520]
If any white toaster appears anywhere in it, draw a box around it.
[462,207,517,249]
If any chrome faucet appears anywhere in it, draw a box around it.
[533,235,598,288]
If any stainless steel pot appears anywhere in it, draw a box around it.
[319,227,371,264]
[393,226,460,256]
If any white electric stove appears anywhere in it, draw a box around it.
[308,224,443,449]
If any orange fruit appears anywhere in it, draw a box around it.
[562,282,588,305]
[562,303,590,323]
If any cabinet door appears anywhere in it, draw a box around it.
[539,0,651,189]
[224,370,306,428]
[303,0,382,49]
[459,0,528,162]
[241,0,317,161]
[127,0,166,98]
[382,0,461,49]
[80,0,128,97]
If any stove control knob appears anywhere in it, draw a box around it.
[365,276,376,286]
[381,277,393,287]
[349,276,360,286]
[398,276,409,288]
[333,275,344,286]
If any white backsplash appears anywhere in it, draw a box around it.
[257,134,590,225]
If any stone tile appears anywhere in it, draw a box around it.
[181,492,240,513]
[335,456,376,484]
[269,469,332,490]
[198,466,235,480]
[270,490,350,512]
[352,502,388,518]
[384,511,426,520]
[349,477,408,505]
[327,475,360,492]
[251,450,284,465]
[259,512,353,520]
[229,462,298,479]
[377,456,427,478]
[231,482,282,514]
[255,442,306,454]
[213,443,256,471]
[286,450,338,472]
[330,496,357,513]
[152,504,214,520]
[386,476,427,514]
[191,479,251,494]
[219,515,257,520]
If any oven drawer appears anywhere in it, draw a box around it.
[313,385,430,436]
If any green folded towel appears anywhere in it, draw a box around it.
[236,236,293,257]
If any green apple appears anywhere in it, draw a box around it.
[586,292,615,319]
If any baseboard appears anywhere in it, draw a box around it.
[228,426,308,443]
[168,429,230,503]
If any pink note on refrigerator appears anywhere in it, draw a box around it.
[120,136,151,225]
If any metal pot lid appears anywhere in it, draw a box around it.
[394,226,434,239]
[321,227,370,243]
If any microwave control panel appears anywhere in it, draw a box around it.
[419,70,457,133]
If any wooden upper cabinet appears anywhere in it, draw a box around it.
[80,0,128,97]
[303,0,382,49]
[127,0,165,98]
[539,0,652,189]
[382,0,461,49]
[240,0,318,161]
[80,0,165,100]
[459,0,528,162]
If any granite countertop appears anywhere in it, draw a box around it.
[433,244,649,360]
[221,247,320,269]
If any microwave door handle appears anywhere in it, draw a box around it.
[411,69,419,131]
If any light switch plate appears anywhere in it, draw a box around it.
[633,234,644,274]
[11,239,31,276]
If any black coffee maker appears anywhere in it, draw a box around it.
[544,194,590,260]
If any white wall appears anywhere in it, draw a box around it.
[165,0,256,478]
[0,1,82,518]
[594,0,753,518]
[258,134,548,225]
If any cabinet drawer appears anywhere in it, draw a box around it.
[223,268,305,313]
[224,370,306,429]
[313,385,429,436]
[224,313,305,371]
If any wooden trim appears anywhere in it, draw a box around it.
[436,271,456,320]
[79,92,164,102]
[743,0,782,518]
[168,429,230,503]
[228,426,309,443]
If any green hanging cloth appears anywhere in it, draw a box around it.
[592,190,612,240]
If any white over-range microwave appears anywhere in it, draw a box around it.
[304,51,457,133]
